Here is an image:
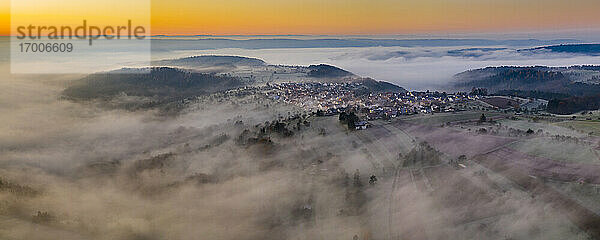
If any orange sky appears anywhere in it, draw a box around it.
[0,0,7,35]
[2,0,600,36]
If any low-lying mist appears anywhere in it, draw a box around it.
[0,72,371,240]
[170,46,600,90]
[0,64,592,240]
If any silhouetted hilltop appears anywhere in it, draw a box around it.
[155,55,266,68]
[307,64,355,78]
[357,78,406,94]
[522,44,600,55]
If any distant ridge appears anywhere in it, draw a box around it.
[154,55,266,67]
[151,38,583,51]
[520,44,600,55]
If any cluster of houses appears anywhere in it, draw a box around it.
[265,82,361,111]
[214,82,494,131]
[360,91,477,120]
[264,82,477,121]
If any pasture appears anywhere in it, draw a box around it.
[508,137,600,164]
[555,121,600,136]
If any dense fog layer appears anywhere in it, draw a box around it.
[0,71,367,239]
[0,65,591,240]
[172,46,600,90]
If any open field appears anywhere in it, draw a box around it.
[508,137,600,164]
[473,149,600,239]
[555,121,600,136]
[498,119,586,137]
[548,181,600,216]
[395,122,516,158]
[349,115,600,239]
[383,116,600,239]
[399,111,504,126]
[479,147,600,184]
[350,119,592,240]
[365,124,587,239]
[481,96,520,109]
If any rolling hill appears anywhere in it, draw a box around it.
[63,56,405,111]
[453,66,600,96]
[452,66,600,114]
[154,55,267,68]
[63,67,244,101]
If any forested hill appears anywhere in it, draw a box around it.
[356,78,406,94]
[547,95,600,115]
[63,67,244,101]
[307,64,355,78]
[453,66,600,97]
[453,66,600,114]
[62,67,244,112]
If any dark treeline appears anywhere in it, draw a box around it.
[455,68,567,92]
[306,64,354,78]
[455,66,600,97]
[547,94,600,114]
[339,112,359,129]
[526,44,600,55]
[495,90,570,100]
[63,67,243,101]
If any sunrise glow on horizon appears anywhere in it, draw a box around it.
[2,0,600,36]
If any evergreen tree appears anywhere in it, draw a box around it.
[353,169,362,187]
[479,113,487,123]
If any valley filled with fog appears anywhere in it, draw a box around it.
[2,70,594,240]
[2,37,600,240]
[162,44,600,90]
